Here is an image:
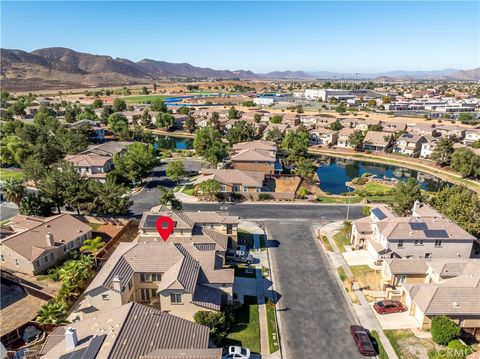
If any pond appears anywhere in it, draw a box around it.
[154,135,193,150]
[315,156,450,195]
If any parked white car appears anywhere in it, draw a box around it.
[222,346,251,359]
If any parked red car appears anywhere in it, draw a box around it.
[350,325,376,356]
[373,300,406,315]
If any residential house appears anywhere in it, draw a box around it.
[64,153,113,182]
[420,138,439,159]
[380,121,406,133]
[340,118,369,131]
[362,131,393,152]
[138,208,239,251]
[351,202,477,262]
[0,214,92,275]
[407,124,438,137]
[121,110,143,125]
[463,129,480,145]
[309,128,338,146]
[80,141,129,157]
[195,169,265,196]
[402,260,480,335]
[393,133,428,157]
[75,242,234,321]
[41,303,222,359]
[336,128,355,148]
[436,125,465,140]
[230,140,278,174]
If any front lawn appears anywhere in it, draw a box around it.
[223,296,260,353]
[333,231,350,252]
[0,169,24,181]
[182,185,196,196]
[265,301,280,353]
[370,330,389,359]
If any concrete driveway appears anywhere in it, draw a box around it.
[371,304,420,329]
[343,250,374,266]
[266,220,364,359]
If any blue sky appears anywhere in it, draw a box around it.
[1,1,479,73]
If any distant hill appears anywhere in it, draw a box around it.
[1,47,478,91]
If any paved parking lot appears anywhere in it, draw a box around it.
[266,220,364,359]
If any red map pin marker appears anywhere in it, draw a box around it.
[155,216,174,242]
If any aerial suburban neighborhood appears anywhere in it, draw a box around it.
[0,1,479,359]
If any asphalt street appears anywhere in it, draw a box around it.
[266,220,364,359]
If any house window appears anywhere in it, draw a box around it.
[170,293,182,304]
[102,294,109,300]
[233,185,240,193]
[397,240,404,248]
[434,240,442,247]
[14,258,19,267]
[255,188,261,193]
[140,273,161,282]
[414,240,424,246]
[243,187,248,192]
[425,253,432,259]
[128,280,133,291]
[220,185,226,193]
[140,288,151,302]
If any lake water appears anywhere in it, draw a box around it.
[154,135,193,150]
[315,156,449,195]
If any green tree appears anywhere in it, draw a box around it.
[362,206,371,216]
[158,187,182,210]
[184,116,197,133]
[1,178,26,205]
[281,127,309,162]
[87,180,131,215]
[156,112,175,130]
[76,107,98,122]
[294,157,316,184]
[450,148,480,178]
[367,124,383,132]
[431,138,454,166]
[265,128,284,146]
[431,185,480,237]
[457,113,477,125]
[113,143,157,183]
[19,193,53,216]
[108,112,129,137]
[335,102,347,113]
[113,98,127,112]
[92,98,103,108]
[0,135,32,166]
[142,86,149,95]
[227,106,239,120]
[197,179,221,200]
[270,114,282,124]
[140,110,154,129]
[208,112,222,131]
[193,128,227,165]
[367,99,377,107]
[431,316,461,345]
[253,113,261,123]
[150,98,167,112]
[100,105,114,124]
[61,165,93,214]
[347,130,365,151]
[381,96,392,104]
[392,178,422,216]
[80,236,106,266]
[10,100,26,117]
[329,120,343,131]
[166,161,186,185]
[193,310,231,346]
[178,106,190,115]
[38,168,66,213]
[226,120,256,145]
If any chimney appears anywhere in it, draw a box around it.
[46,232,55,246]
[112,275,122,292]
[65,327,78,351]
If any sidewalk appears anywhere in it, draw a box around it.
[321,222,399,359]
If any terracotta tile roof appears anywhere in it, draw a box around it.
[1,214,92,261]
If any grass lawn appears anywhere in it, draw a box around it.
[350,265,381,291]
[182,185,196,196]
[359,182,394,196]
[88,222,102,231]
[320,235,334,252]
[333,231,350,252]
[265,301,280,353]
[123,94,169,104]
[0,169,24,181]
[370,330,389,359]
[224,296,260,353]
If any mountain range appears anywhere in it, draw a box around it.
[1,47,479,91]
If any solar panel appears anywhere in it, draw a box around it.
[424,230,449,238]
[410,222,428,230]
[371,208,386,220]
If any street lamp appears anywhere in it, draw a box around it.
[346,186,352,222]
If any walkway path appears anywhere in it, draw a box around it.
[321,221,399,359]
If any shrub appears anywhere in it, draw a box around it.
[194,311,231,345]
[431,316,461,345]
[362,206,371,216]
[297,187,309,199]
[258,193,272,201]
[447,339,474,358]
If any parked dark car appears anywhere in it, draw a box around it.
[373,300,406,315]
[350,325,376,356]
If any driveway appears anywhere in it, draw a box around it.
[266,220,364,359]
[371,304,420,329]
[343,250,375,266]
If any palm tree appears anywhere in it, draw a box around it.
[1,178,26,205]
[80,237,106,266]
[35,300,69,325]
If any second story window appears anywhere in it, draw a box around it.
[397,240,404,248]
[434,240,442,247]
[140,273,161,282]
[170,293,182,304]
